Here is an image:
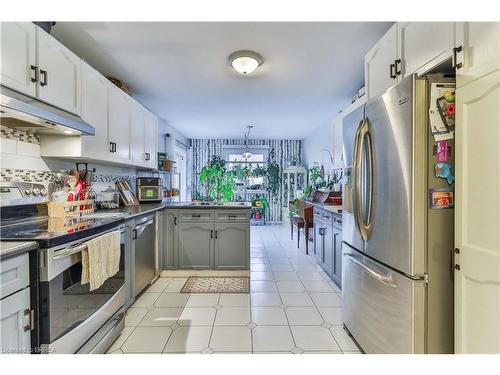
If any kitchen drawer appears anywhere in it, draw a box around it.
[0,253,29,299]
[215,210,250,223]
[332,213,342,229]
[314,207,334,226]
[178,210,214,223]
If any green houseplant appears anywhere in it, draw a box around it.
[199,156,236,202]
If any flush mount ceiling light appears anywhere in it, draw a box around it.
[228,50,263,75]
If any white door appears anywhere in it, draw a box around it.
[80,61,109,159]
[175,146,187,201]
[365,24,399,99]
[130,99,146,166]
[398,22,455,77]
[108,85,131,161]
[454,69,500,353]
[0,22,37,96]
[144,111,158,169]
[455,22,500,88]
[36,27,81,114]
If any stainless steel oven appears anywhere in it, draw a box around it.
[38,224,130,353]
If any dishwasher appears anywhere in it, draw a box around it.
[132,213,158,297]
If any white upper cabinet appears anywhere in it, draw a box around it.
[0,22,37,97]
[130,99,146,166]
[455,22,500,88]
[398,22,455,77]
[36,28,81,115]
[144,110,158,169]
[108,85,131,162]
[365,24,399,99]
[81,61,109,158]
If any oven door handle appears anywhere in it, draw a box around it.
[52,243,87,260]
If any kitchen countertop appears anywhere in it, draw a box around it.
[0,241,38,260]
[308,201,343,215]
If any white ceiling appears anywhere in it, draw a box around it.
[52,22,392,139]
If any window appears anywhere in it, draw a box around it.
[228,153,265,186]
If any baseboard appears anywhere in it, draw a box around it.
[160,270,250,277]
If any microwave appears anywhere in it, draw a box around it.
[136,177,162,202]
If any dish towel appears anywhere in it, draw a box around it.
[81,230,121,291]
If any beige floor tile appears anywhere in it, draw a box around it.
[252,326,294,352]
[250,292,282,306]
[276,280,306,292]
[290,326,341,352]
[310,292,342,307]
[185,293,220,307]
[251,271,274,281]
[121,326,172,353]
[178,307,216,326]
[210,326,252,352]
[317,307,342,325]
[164,280,188,292]
[219,293,250,306]
[297,271,326,281]
[273,271,300,281]
[270,263,294,272]
[155,292,190,308]
[330,325,360,351]
[251,306,288,325]
[163,326,212,353]
[215,307,251,326]
[139,307,183,327]
[301,280,336,292]
[250,280,278,292]
[285,306,324,325]
[132,292,161,308]
[279,292,315,307]
[125,307,148,326]
[107,327,135,352]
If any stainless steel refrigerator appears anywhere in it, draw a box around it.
[341,74,455,354]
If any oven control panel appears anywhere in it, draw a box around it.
[0,181,49,206]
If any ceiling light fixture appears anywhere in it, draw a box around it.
[243,125,254,160]
[228,50,263,75]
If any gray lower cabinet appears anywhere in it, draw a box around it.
[332,225,342,286]
[214,223,250,270]
[178,222,214,270]
[162,210,178,270]
[0,287,31,353]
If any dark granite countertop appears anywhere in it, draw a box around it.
[0,241,39,260]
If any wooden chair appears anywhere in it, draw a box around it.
[290,214,313,254]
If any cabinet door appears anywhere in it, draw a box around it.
[313,223,322,263]
[215,223,249,270]
[162,210,178,270]
[0,22,37,96]
[81,61,109,158]
[332,227,342,288]
[398,22,455,77]
[130,99,146,166]
[108,85,131,161]
[365,24,399,99]
[455,22,500,88]
[36,27,81,114]
[321,225,334,278]
[144,110,158,169]
[454,70,500,353]
[178,223,214,270]
[0,287,31,353]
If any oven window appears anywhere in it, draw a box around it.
[46,244,125,343]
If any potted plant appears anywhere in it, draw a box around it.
[199,156,236,203]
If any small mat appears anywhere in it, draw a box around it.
[181,276,250,294]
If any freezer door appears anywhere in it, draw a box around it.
[362,74,427,276]
[342,243,426,354]
[342,105,365,252]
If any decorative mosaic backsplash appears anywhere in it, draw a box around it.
[0,125,40,144]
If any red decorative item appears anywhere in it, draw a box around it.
[255,210,262,220]
[447,103,455,117]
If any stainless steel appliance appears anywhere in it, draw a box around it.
[136,177,162,203]
[132,214,158,296]
[341,74,454,354]
[0,182,131,353]
[0,85,95,136]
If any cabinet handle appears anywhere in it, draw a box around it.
[192,214,201,219]
[113,143,117,153]
[395,59,402,76]
[452,46,463,69]
[40,69,48,86]
[389,63,396,79]
[215,230,218,239]
[132,229,137,240]
[228,215,237,220]
[210,230,213,239]
[174,216,177,225]
[110,142,114,153]
[23,309,34,332]
[30,65,38,83]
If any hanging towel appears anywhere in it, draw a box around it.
[81,230,121,291]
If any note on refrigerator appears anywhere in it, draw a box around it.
[429,83,456,141]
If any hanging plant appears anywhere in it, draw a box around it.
[266,149,281,201]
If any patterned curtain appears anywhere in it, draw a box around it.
[190,138,303,222]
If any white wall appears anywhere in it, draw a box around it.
[157,118,189,156]
[303,120,334,173]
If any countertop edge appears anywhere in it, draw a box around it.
[0,241,39,260]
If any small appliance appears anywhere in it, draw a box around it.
[136,177,162,203]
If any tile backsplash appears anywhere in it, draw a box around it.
[0,125,40,144]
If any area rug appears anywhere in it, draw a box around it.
[181,276,250,294]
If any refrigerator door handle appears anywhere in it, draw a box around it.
[344,252,397,288]
[353,119,374,241]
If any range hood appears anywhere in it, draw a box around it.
[0,86,95,136]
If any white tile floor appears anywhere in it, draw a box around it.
[107,224,361,354]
